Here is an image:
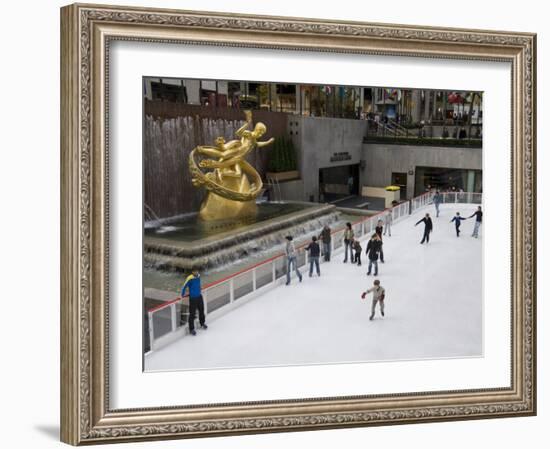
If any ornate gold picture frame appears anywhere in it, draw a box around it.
[60,3,536,445]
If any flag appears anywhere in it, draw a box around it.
[384,88,398,100]
[448,92,465,104]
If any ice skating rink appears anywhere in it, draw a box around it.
[145,204,483,372]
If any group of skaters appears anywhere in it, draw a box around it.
[450,207,483,237]
[283,199,483,321]
[414,207,482,242]
[180,199,483,333]
[285,210,393,283]
[428,189,483,239]
[283,210,393,321]
[342,220,389,277]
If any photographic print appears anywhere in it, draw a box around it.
[61,3,535,444]
[142,78,484,371]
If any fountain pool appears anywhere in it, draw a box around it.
[145,202,314,243]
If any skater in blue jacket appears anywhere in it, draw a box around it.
[450,212,466,237]
[180,268,208,336]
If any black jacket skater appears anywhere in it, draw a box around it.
[415,216,433,244]
[366,239,382,261]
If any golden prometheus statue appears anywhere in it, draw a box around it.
[189,110,274,221]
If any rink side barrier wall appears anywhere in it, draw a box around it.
[145,191,482,354]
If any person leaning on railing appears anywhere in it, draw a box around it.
[285,235,303,285]
[343,223,354,263]
[180,268,208,336]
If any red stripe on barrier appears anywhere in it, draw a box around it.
[147,297,183,313]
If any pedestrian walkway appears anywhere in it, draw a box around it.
[145,204,483,372]
[325,193,385,210]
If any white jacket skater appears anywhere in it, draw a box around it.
[363,279,386,321]
[383,209,393,236]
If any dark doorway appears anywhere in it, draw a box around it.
[349,164,360,195]
[319,164,360,202]
[391,172,407,200]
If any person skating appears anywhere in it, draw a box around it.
[319,224,332,261]
[415,213,433,244]
[450,212,466,237]
[305,236,321,277]
[285,235,303,285]
[375,219,383,238]
[353,239,362,266]
[383,208,393,236]
[468,206,483,238]
[433,190,443,217]
[361,279,386,320]
[180,268,208,336]
[365,233,382,275]
[343,222,354,263]
[375,219,385,263]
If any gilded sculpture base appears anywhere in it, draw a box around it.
[198,175,258,221]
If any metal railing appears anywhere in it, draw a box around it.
[365,117,483,145]
[145,191,481,353]
[366,118,409,138]
[438,192,482,204]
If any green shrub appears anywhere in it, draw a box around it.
[268,137,299,172]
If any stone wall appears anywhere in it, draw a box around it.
[276,179,305,202]
[289,115,367,202]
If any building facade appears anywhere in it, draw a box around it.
[143,77,483,216]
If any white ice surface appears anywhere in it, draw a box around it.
[145,204,482,372]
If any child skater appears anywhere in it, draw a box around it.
[450,212,466,237]
[353,239,362,266]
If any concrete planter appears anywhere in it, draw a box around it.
[266,170,300,182]
[362,186,401,208]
